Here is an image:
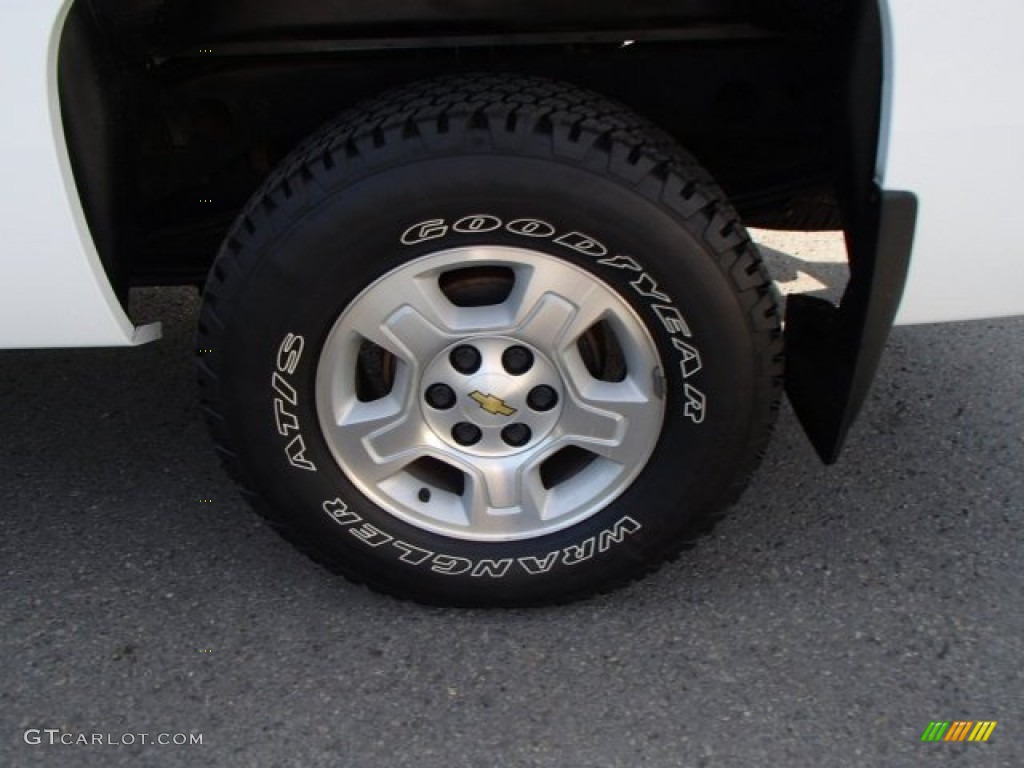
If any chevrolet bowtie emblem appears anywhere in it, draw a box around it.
[469,391,517,417]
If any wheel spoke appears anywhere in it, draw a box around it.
[462,457,546,532]
[556,353,660,464]
[344,276,456,364]
[519,467,551,522]
[465,458,520,514]
[510,265,608,350]
[326,397,434,483]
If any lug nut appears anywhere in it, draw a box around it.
[502,345,534,375]
[425,383,456,410]
[452,422,483,447]
[501,423,532,448]
[449,345,482,375]
[527,385,559,412]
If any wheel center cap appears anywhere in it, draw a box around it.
[421,337,564,458]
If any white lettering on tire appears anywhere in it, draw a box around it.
[517,552,560,575]
[561,538,595,566]
[506,218,556,238]
[392,541,434,565]
[470,559,514,578]
[349,523,394,547]
[321,498,642,578]
[453,214,503,234]
[272,333,317,472]
[598,516,643,552]
[431,555,474,576]
[598,254,643,272]
[285,435,317,472]
[554,231,609,257]
[651,304,692,337]
[276,333,305,375]
[629,273,671,302]
[672,338,703,379]
[684,384,707,424]
[401,219,448,245]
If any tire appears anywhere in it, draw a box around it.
[197,74,783,607]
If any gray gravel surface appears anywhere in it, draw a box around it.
[1,278,1021,768]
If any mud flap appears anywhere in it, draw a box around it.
[784,190,917,463]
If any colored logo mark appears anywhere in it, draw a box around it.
[469,391,517,417]
[920,721,997,742]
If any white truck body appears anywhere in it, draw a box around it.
[0,0,159,349]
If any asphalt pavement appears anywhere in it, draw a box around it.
[1,245,1022,767]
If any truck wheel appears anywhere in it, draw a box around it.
[197,74,783,606]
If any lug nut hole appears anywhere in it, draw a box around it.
[452,422,483,447]
[449,345,482,375]
[425,383,457,410]
[527,385,559,412]
[501,345,534,375]
[501,423,533,448]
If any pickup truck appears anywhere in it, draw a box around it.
[2,1,1021,605]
